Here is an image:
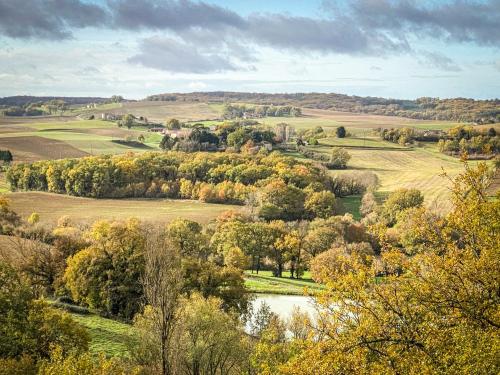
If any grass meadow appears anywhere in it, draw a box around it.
[5,192,240,225]
[244,270,324,295]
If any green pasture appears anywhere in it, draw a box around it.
[71,313,132,358]
[244,270,324,295]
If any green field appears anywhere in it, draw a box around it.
[71,313,132,358]
[297,135,479,211]
[244,270,324,295]
[0,118,161,162]
[5,192,240,225]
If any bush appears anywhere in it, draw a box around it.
[336,126,346,138]
[324,148,350,169]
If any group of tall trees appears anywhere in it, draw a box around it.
[7,151,345,221]
[252,162,500,374]
[222,104,301,119]
[159,121,275,152]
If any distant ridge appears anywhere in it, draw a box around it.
[0,96,109,106]
[145,92,500,123]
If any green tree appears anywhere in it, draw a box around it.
[382,188,424,226]
[0,261,89,360]
[166,118,181,130]
[64,219,145,319]
[336,126,346,138]
[122,114,135,129]
[326,147,351,169]
[259,180,306,221]
[305,190,336,219]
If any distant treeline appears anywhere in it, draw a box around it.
[0,95,126,117]
[0,96,109,106]
[147,92,500,123]
[222,103,301,119]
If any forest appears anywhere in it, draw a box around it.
[7,151,374,221]
[0,161,498,374]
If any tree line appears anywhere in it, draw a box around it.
[7,151,356,221]
[222,104,302,119]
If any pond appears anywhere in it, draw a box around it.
[251,294,317,321]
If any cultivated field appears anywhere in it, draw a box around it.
[0,118,161,162]
[74,101,223,122]
[5,192,240,225]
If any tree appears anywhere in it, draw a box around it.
[122,114,135,129]
[140,228,183,375]
[176,294,251,375]
[159,134,177,150]
[166,118,181,130]
[305,190,336,219]
[0,150,13,163]
[0,261,89,360]
[110,95,124,103]
[360,191,377,217]
[167,218,207,259]
[64,219,145,319]
[258,180,306,221]
[381,188,424,226]
[326,147,350,169]
[336,126,346,138]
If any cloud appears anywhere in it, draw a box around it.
[0,0,498,74]
[346,0,500,47]
[0,0,108,39]
[128,36,239,73]
[77,66,101,75]
[419,51,462,72]
[108,0,244,31]
[244,14,408,55]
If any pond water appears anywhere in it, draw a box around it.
[251,294,317,320]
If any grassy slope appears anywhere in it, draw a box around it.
[6,192,240,225]
[244,270,324,295]
[71,313,132,358]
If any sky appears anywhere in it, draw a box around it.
[0,0,499,100]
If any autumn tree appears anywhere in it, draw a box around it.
[166,118,181,130]
[278,162,500,374]
[140,227,183,375]
[64,219,145,319]
[381,188,424,226]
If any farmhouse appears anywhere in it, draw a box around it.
[101,113,122,121]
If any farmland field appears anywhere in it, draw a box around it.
[0,107,492,212]
[5,192,240,225]
[311,137,472,211]
[0,118,160,161]
[73,100,223,122]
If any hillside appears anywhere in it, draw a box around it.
[146,92,500,123]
